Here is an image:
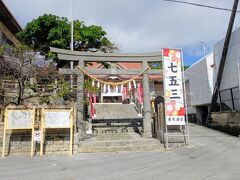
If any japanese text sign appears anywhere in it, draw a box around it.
[162,48,185,125]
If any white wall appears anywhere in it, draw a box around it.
[185,27,240,115]
[185,52,214,107]
[213,27,240,91]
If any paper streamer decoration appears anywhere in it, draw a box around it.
[133,80,136,88]
[97,81,100,88]
[76,66,150,86]
[128,82,131,90]
[115,85,119,93]
[108,84,111,93]
[92,80,95,87]
[103,84,106,93]
[121,84,124,93]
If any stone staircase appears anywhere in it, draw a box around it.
[80,103,164,153]
[79,132,164,153]
[92,103,143,133]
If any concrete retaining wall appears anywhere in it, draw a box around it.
[211,112,240,136]
[0,130,78,156]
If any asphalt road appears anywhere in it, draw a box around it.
[0,124,240,180]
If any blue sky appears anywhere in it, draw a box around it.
[3,0,240,66]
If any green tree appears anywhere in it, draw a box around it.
[17,14,117,58]
[184,66,190,70]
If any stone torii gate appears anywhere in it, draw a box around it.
[50,47,162,139]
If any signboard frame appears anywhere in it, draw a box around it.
[40,108,74,156]
[2,108,35,157]
[162,48,190,149]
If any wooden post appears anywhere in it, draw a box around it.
[2,108,7,158]
[70,108,73,156]
[40,108,44,156]
[30,108,35,157]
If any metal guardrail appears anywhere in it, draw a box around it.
[219,86,240,111]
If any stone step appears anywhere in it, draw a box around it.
[84,135,143,141]
[78,137,164,153]
[92,127,140,134]
[78,144,164,153]
[85,131,143,140]
[79,127,165,153]
[79,139,161,147]
[92,131,141,137]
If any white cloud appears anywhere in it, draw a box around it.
[3,0,240,64]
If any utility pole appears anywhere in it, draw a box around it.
[207,0,239,125]
[70,0,74,91]
[201,40,206,57]
[70,0,74,51]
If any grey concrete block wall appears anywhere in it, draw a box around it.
[211,112,240,136]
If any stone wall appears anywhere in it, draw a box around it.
[211,112,240,136]
[0,129,78,156]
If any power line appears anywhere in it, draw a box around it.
[162,0,240,13]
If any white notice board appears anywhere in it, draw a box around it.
[40,108,74,156]
[7,110,32,129]
[44,111,71,128]
[2,108,35,158]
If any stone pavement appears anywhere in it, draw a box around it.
[0,124,240,180]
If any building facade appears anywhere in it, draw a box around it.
[185,27,240,124]
[0,0,21,46]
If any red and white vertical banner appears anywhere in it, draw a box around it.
[162,48,185,125]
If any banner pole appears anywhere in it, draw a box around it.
[70,108,73,156]
[40,108,44,156]
[162,48,169,150]
[165,122,169,150]
[31,108,35,157]
[181,49,190,145]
